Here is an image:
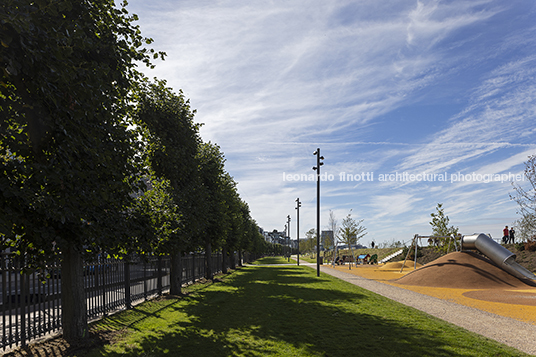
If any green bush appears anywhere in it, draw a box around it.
[400,246,423,260]
[515,243,525,251]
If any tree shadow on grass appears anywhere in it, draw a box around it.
[91,298,180,333]
[92,266,525,357]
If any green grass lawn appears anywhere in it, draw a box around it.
[248,256,294,265]
[298,255,316,263]
[84,260,530,357]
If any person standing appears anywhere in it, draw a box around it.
[502,226,509,244]
[509,227,515,244]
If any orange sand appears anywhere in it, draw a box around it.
[325,251,536,325]
[379,260,423,271]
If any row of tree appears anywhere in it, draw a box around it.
[1,0,266,343]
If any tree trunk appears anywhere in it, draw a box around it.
[238,250,243,266]
[61,243,88,344]
[205,239,213,280]
[230,250,236,269]
[170,252,182,295]
[221,246,228,274]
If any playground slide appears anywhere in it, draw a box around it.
[462,233,536,281]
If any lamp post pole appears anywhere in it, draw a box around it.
[295,198,301,266]
[283,224,287,258]
[287,215,291,262]
[313,148,324,277]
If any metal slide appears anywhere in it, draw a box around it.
[462,233,536,281]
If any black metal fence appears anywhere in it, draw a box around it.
[0,251,230,352]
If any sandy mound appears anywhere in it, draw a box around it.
[380,260,422,270]
[392,251,536,289]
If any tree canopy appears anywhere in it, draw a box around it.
[1,0,265,343]
[429,203,459,252]
[338,211,367,268]
[1,0,169,342]
[511,155,536,242]
[0,0,164,265]
[132,78,202,253]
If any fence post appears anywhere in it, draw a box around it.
[124,261,131,309]
[143,260,147,301]
[192,253,196,282]
[20,259,27,348]
[200,254,203,280]
[1,252,6,348]
[157,256,162,296]
[102,261,107,317]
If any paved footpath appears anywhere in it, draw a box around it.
[301,262,536,356]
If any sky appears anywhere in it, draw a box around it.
[127,0,536,247]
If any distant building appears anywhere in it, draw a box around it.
[321,230,334,250]
[260,228,287,245]
[259,227,269,242]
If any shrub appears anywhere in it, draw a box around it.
[524,240,536,252]
[400,246,423,260]
[515,243,525,251]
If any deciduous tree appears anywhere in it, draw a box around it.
[133,78,201,294]
[1,0,161,343]
[301,228,317,256]
[429,203,459,252]
[196,142,227,280]
[511,155,536,242]
[338,211,367,269]
[326,210,337,250]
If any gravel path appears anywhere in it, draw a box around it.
[312,264,536,356]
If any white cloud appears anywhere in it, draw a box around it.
[369,193,422,219]
[128,0,536,244]
[397,54,536,175]
[406,0,498,47]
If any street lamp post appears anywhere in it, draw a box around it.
[287,215,291,262]
[313,148,324,277]
[295,198,301,266]
[283,224,287,258]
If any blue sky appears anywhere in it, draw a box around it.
[128,0,536,246]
